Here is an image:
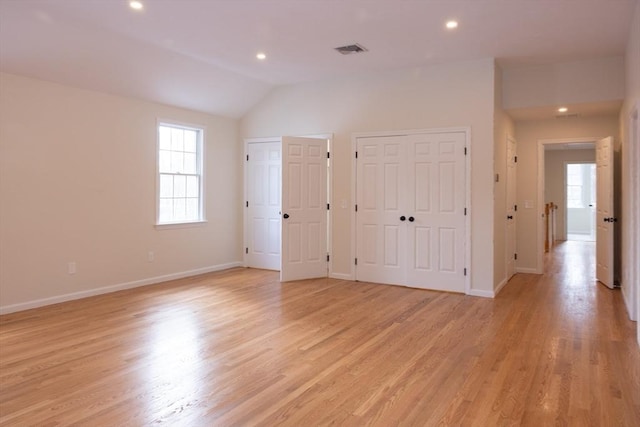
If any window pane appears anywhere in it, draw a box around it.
[159,198,173,222]
[184,131,197,153]
[174,198,186,221]
[157,123,203,225]
[159,126,172,150]
[160,174,174,198]
[171,128,184,151]
[186,176,199,197]
[159,150,171,173]
[171,151,184,173]
[186,198,199,220]
[174,175,186,198]
[184,153,197,174]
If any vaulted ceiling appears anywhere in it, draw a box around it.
[1,0,636,118]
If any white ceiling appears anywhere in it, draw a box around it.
[0,0,637,118]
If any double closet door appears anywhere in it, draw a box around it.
[356,131,467,292]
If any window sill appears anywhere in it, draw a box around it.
[155,220,208,230]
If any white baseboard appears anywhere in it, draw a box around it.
[329,272,354,281]
[467,289,495,298]
[494,277,509,296]
[0,262,243,315]
[516,267,539,274]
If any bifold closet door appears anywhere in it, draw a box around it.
[356,132,466,292]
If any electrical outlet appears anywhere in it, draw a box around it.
[68,262,76,275]
[148,251,155,262]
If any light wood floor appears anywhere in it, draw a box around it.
[1,241,638,426]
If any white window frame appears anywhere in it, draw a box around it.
[155,120,206,228]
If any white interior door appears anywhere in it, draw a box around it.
[356,131,466,292]
[596,136,615,288]
[281,136,328,281]
[405,132,466,291]
[246,142,281,270]
[356,135,408,286]
[505,136,517,280]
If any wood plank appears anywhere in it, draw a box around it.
[1,241,638,425]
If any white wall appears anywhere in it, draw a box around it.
[503,57,625,110]
[619,2,640,341]
[494,64,515,291]
[241,59,497,295]
[0,73,243,313]
[514,115,619,271]
[544,150,596,239]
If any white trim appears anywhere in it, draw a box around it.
[536,137,602,274]
[351,126,472,294]
[154,220,208,230]
[516,267,539,274]
[0,262,243,315]
[467,289,495,298]
[329,272,353,281]
[494,276,509,296]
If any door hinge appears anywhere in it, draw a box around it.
[327,203,330,210]
[464,268,467,276]
[514,253,518,260]
[355,258,358,265]
[327,254,330,262]
[464,207,467,216]
[245,247,248,254]
[327,152,330,159]
[464,147,467,155]
[246,201,249,208]
[355,151,358,159]
[355,204,358,212]
[514,156,518,163]
[514,204,518,211]
[246,154,249,161]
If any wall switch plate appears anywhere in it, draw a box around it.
[68,262,76,274]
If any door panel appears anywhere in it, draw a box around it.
[246,142,281,270]
[356,136,408,285]
[281,136,328,282]
[596,136,614,288]
[406,133,466,291]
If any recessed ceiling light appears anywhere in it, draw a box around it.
[256,52,267,60]
[558,107,568,113]
[129,1,143,10]
[446,20,458,29]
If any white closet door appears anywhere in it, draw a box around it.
[281,136,328,281]
[246,142,281,270]
[406,132,466,292]
[356,131,467,293]
[356,136,408,286]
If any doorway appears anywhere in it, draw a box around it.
[565,162,596,242]
[244,136,332,281]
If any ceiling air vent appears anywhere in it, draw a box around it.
[555,113,580,119]
[334,43,368,55]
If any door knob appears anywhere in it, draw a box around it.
[400,216,406,221]
[507,215,513,219]
[283,213,290,219]
[408,216,415,222]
